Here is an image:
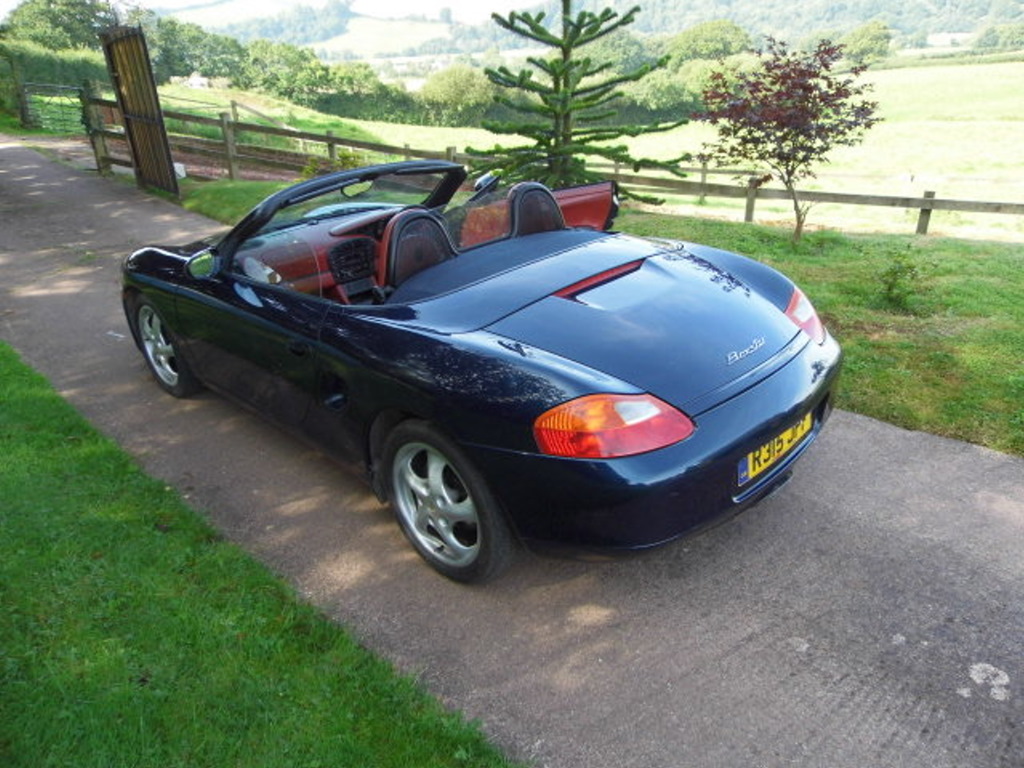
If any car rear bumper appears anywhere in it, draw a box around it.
[465,333,842,550]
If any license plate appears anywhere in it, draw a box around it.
[737,412,813,486]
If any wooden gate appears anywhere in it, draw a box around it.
[100,26,178,196]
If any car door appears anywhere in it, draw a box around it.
[175,232,329,429]
[297,305,385,463]
[552,181,619,231]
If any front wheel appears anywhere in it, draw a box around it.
[383,420,513,582]
[131,296,202,398]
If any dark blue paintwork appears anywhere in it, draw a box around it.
[122,161,841,554]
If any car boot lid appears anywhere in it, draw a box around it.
[483,238,803,409]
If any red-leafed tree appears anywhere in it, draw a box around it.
[698,38,880,241]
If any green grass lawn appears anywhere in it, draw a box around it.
[0,344,519,768]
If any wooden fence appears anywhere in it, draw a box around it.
[83,96,1024,236]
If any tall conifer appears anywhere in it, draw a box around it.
[469,0,685,195]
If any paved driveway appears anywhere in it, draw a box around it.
[2,138,1022,767]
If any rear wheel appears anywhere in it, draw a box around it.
[132,297,202,398]
[383,420,513,582]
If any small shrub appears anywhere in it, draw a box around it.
[878,244,934,313]
[300,148,366,179]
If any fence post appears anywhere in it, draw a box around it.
[80,85,112,176]
[326,130,337,164]
[220,112,238,181]
[446,146,457,162]
[17,83,33,128]
[916,190,936,235]
[699,160,708,203]
[744,177,758,223]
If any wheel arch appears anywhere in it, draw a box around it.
[366,408,415,501]
[365,409,522,541]
[377,416,518,581]
[122,286,144,349]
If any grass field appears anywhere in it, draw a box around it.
[0,343,518,768]
[317,17,451,58]
[350,60,1024,241]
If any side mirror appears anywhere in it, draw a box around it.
[473,171,500,195]
[341,180,373,198]
[467,171,501,204]
[185,248,218,279]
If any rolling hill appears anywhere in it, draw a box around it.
[158,0,1022,55]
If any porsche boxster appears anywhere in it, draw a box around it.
[122,160,842,581]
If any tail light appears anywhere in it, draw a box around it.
[534,393,695,459]
[785,287,826,344]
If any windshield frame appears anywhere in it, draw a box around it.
[214,161,467,263]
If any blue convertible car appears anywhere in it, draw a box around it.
[122,161,841,581]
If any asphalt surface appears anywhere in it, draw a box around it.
[2,137,1022,768]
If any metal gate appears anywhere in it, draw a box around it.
[100,26,178,196]
[19,84,85,132]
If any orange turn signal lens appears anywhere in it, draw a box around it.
[534,393,695,458]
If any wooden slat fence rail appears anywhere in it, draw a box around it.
[84,96,1024,235]
[605,171,1024,235]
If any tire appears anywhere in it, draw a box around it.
[131,296,202,398]
[383,420,514,582]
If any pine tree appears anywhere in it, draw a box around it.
[468,0,686,195]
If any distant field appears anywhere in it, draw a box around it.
[864,61,1023,121]
[346,60,1024,240]
[157,84,381,145]
[163,1,451,57]
[316,17,449,58]
[620,61,1024,240]
[169,0,286,28]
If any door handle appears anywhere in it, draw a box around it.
[323,393,348,411]
[287,340,310,357]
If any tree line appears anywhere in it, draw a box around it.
[111,0,1024,54]
[0,0,901,129]
[3,0,1021,131]
[540,0,1021,42]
